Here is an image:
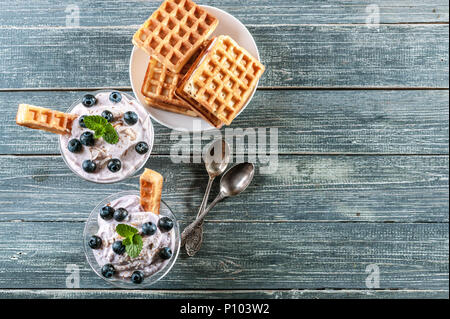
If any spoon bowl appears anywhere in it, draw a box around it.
[220,162,255,197]
[203,139,231,178]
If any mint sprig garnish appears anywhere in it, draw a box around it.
[116,224,143,258]
[83,115,119,144]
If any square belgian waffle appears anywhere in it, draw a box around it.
[133,0,218,73]
[16,104,77,135]
[176,35,265,127]
[141,56,198,117]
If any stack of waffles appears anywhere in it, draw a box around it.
[133,0,265,128]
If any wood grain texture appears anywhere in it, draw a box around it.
[0,0,448,299]
[0,155,447,223]
[2,90,448,155]
[0,289,448,299]
[0,0,448,27]
[0,221,447,289]
[0,25,448,89]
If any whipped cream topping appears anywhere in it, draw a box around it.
[60,92,152,183]
[92,194,175,279]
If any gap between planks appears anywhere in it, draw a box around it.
[0,154,448,157]
[0,288,447,292]
[0,87,449,92]
[0,22,448,30]
[0,220,447,224]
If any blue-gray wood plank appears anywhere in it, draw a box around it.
[0,0,448,26]
[1,90,448,155]
[0,222,447,290]
[1,24,448,89]
[0,0,448,299]
[1,289,448,299]
[0,155,448,223]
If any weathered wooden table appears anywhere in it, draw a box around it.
[0,0,448,299]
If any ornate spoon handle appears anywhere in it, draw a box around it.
[184,177,214,255]
[181,193,224,246]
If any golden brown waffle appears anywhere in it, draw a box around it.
[132,0,218,73]
[141,56,198,117]
[140,168,164,214]
[16,104,77,135]
[176,35,265,127]
[145,97,198,117]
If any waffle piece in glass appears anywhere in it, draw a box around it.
[16,104,77,135]
[132,0,218,73]
[140,168,164,214]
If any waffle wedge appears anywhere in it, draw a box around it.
[176,36,265,127]
[141,56,198,117]
[16,104,77,135]
[132,0,218,73]
[140,168,164,214]
[144,97,198,117]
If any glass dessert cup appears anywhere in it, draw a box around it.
[83,190,180,289]
[59,90,154,184]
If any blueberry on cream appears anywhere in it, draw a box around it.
[82,94,97,107]
[82,159,96,173]
[100,205,115,220]
[124,111,138,125]
[67,139,82,153]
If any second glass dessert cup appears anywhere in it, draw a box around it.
[83,190,181,289]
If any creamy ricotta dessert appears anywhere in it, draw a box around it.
[89,194,176,283]
[60,91,152,183]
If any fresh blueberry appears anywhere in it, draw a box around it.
[78,115,87,128]
[101,264,115,278]
[88,235,102,249]
[113,208,128,221]
[112,241,126,255]
[82,159,96,173]
[131,270,144,284]
[107,158,122,173]
[109,91,122,103]
[101,110,114,122]
[82,94,97,107]
[159,247,172,260]
[135,141,149,154]
[100,205,115,220]
[80,131,95,146]
[158,217,174,231]
[123,111,138,125]
[67,139,82,153]
[142,222,157,236]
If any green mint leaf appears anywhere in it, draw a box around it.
[116,224,138,238]
[93,127,105,139]
[83,115,119,144]
[126,234,143,258]
[83,115,107,133]
[122,237,131,246]
[103,123,119,144]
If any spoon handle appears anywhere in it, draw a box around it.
[184,177,214,255]
[181,193,224,246]
[196,177,214,218]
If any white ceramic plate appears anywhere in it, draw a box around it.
[129,5,261,132]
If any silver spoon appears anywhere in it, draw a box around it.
[181,162,255,247]
[184,139,230,256]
